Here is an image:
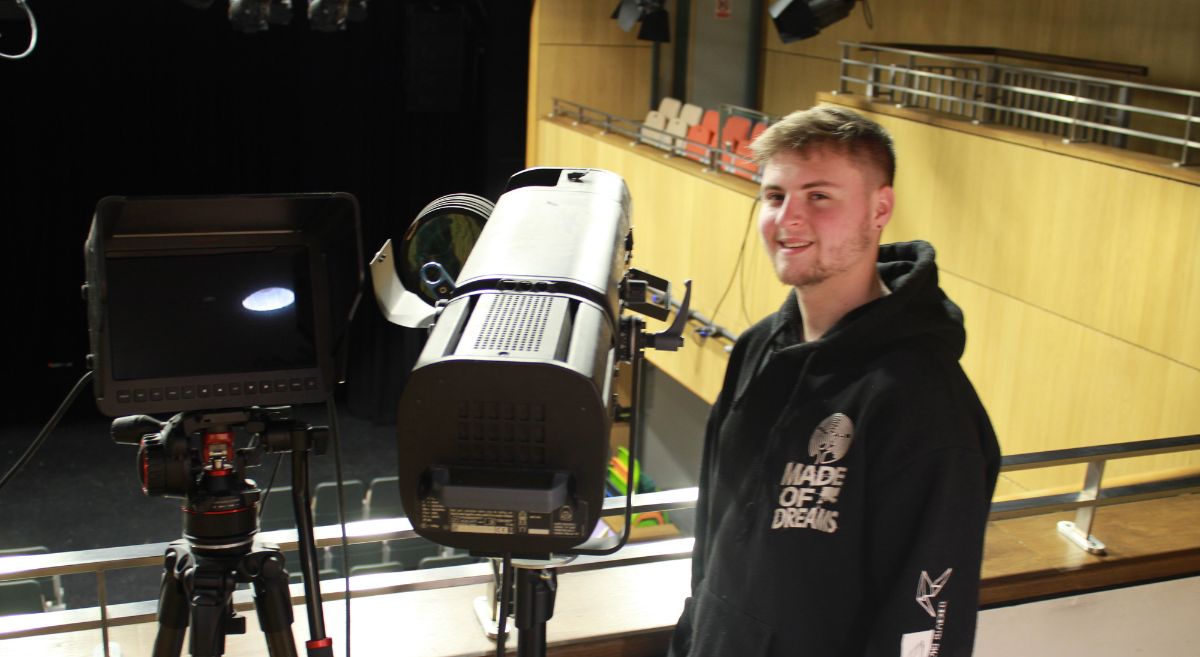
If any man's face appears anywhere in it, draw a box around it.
[757,147,893,291]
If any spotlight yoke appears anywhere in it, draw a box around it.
[375,168,689,558]
[83,193,363,418]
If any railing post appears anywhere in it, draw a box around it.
[1056,460,1108,554]
[97,569,112,657]
[1178,96,1196,168]
[1067,79,1084,144]
[838,43,849,94]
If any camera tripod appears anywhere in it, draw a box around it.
[153,540,300,657]
[114,407,335,657]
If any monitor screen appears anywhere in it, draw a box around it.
[105,246,317,381]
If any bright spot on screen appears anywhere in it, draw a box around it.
[242,287,295,312]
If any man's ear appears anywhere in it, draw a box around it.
[872,185,895,231]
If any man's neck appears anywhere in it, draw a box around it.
[794,270,890,342]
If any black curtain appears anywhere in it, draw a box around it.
[0,0,531,423]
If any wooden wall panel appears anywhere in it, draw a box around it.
[527,1,653,164]
[943,272,1200,497]
[534,115,1200,499]
[760,0,1200,118]
[538,1,648,47]
[868,110,1200,370]
[760,50,840,116]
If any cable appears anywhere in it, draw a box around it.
[0,0,38,60]
[862,0,875,29]
[738,219,754,328]
[708,197,758,329]
[494,553,512,657]
[256,453,284,522]
[0,370,93,493]
[325,398,352,657]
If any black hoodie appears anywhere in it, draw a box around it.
[669,241,1000,657]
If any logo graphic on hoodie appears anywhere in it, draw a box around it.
[916,568,952,617]
[772,413,854,533]
[809,413,853,464]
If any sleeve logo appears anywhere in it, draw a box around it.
[915,568,953,617]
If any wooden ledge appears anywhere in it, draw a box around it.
[819,92,1200,186]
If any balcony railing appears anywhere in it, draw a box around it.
[837,42,1200,167]
[2,429,1197,654]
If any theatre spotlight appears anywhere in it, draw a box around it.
[611,0,670,43]
[229,0,292,32]
[769,0,856,43]
[371,168,691,558]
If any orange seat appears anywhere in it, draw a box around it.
[721,115,752,150]
[684,124,715,163]
[700,110,720,137]
[719,115,754,175]
[728,141,759,180]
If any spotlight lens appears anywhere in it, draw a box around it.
[243,287,296,312]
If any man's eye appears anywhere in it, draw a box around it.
[763,192,784,203]
[809,192,830,201]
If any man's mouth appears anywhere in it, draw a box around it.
[778,239,813,250]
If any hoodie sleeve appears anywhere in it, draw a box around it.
[666,404,721,657]
[860,445,994,657]
[668,331,757,657]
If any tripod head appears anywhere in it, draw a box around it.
[113,406,328,554]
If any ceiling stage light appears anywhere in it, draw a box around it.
[229,0,292,33]
[769,0,856,43]
[610,0,670,43]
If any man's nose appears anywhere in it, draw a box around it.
[778,194,805,225]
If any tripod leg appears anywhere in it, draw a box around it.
[185,558,245,657]
[152,545,189,657]
[251,551,300,657]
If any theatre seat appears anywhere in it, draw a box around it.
[726,121,768,180]
[679,103,703,127]
[699,109,720,138]
[666,117,689,154]
[684,124,715,163]
[640,110,671,150]
[657,96,682,120]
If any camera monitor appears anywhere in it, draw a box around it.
[84,193,363,417]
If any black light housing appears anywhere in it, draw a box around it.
[228,0,292,32]
[637,6,670,43]
[611,0,670,43]
[769,0,855,43]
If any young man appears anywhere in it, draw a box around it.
[669,106,1000,657]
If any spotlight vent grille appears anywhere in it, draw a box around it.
[457,292,570,359]
[473,294,552,352]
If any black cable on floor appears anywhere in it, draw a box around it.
[0,370,93,494]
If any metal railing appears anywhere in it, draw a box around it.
[837,42,1200,166]
[2,436,1198,646]
[549,98,764,182]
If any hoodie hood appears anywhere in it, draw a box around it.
[759,239,965,369]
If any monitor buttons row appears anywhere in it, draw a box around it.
[115,377,319,405]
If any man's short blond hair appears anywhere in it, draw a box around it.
[751,105,896,186]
